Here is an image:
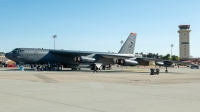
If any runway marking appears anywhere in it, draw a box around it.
[34,74,58,83]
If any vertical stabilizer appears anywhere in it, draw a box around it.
[118,32,137,54]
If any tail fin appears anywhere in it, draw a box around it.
[118,32,137,54]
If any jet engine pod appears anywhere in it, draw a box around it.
[116,59,118,64]
[120,59,125,65]
[155,61,164,66]
[116,59,123,64]
[74,56,81,62]
[116,59,138,66]
[121,59,138,66]
[74,57,77,62]
[78,57,81,62]
[74,56,96,63]
[163,61,173,66]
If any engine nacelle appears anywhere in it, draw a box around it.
[74,56,96,63]
[155,61,173,67]
[163,61,173,66]
[116,59,138,66]
[155,61,164,66]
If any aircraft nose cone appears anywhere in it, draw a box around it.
[5,52,13,59]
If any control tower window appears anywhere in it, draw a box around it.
[181,42,189,44]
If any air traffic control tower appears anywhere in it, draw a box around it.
[178,25,191,59]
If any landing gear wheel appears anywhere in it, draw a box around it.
[79,68,81,70]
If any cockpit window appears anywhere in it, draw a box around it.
[12,48,24,52]
[12,48,19,52]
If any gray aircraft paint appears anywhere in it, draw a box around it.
[5,32,181,72]
[5,33,137,68]
[118,32,137,54]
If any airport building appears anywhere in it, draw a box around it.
[0,55,7,67]
[178,25,191,59]
[0,56,7,63]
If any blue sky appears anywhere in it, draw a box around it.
[1,0,200,57]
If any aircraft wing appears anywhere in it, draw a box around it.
[50,50,91,56]
[96,53,135,59]
[136,57,163,61]
[136,57,191,65]
[50,50,134,59]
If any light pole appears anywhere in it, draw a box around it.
[120,40,124,47]
[53,35,57,49]
[171,44,173,60]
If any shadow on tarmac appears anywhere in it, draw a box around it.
[0,68,185,75]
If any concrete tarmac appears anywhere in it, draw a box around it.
[0,67,200,112]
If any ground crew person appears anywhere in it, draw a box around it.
[93,63,98,73]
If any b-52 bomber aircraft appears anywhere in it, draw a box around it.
[5,32,183,73]
[5,33,139,70]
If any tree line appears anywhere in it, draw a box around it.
[135,52,180,61]
[0,52,5,56]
